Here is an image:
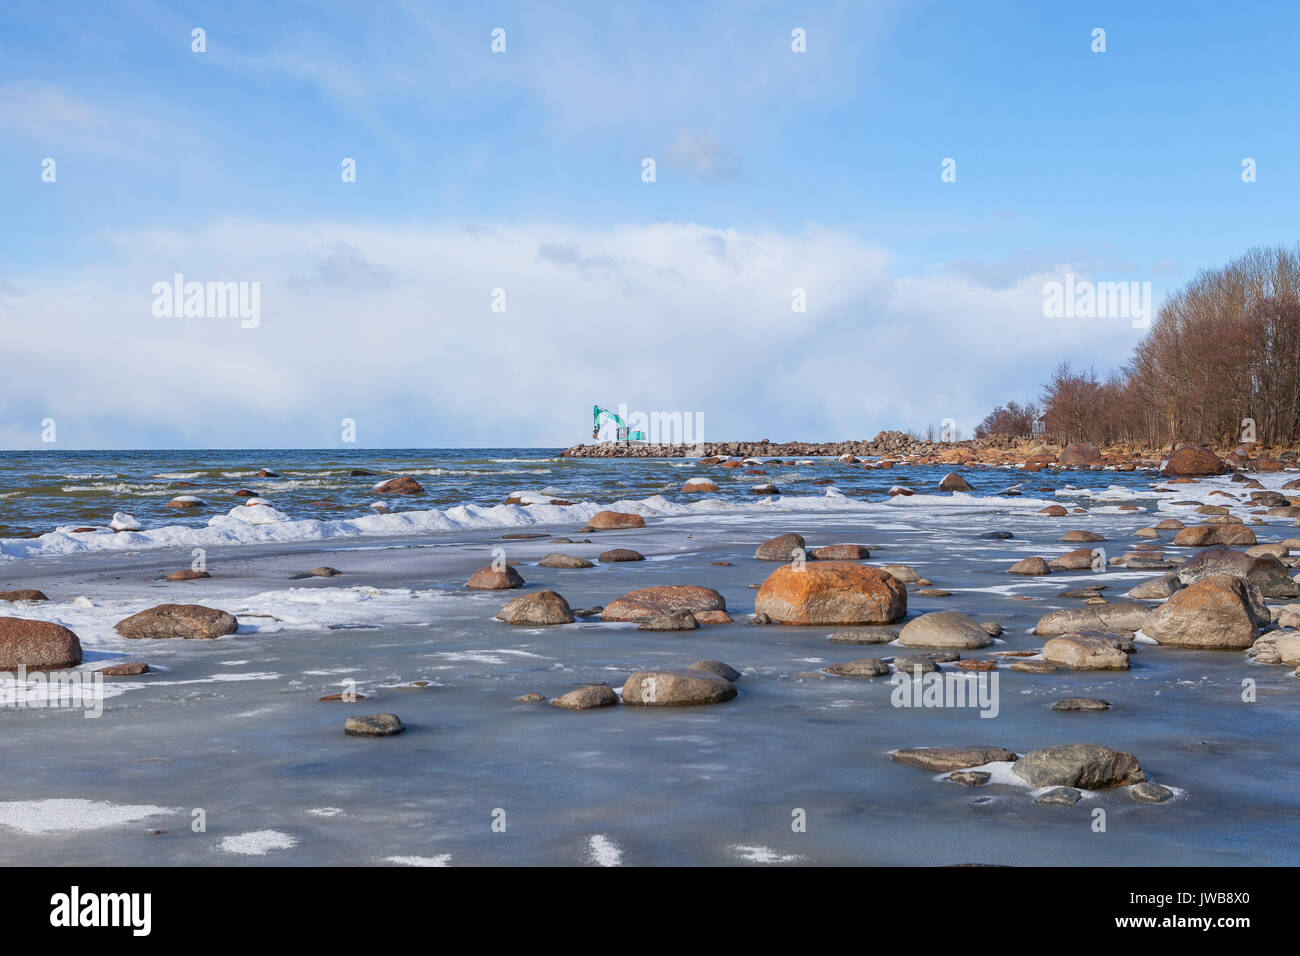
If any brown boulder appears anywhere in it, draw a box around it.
[164,569,211,582]
[598,549,644,562]
[586,510,646,530]
[0,589,48,602]
[602,585,726,623]
[373,476,425,495]
[0,617,82,668]
[1161,447,1226,477]
[1041,632,1131,670]
[1009,556,1051,575]
[551,684,619,710]
[621,669,737,706]
[1173,524,1257,547]
[1048,548,1103,571]
[1058,442,1102,466]
[682,478,719,493]
[99,662,150,676]
[938,473,973,492]
[466,565,525,590]
[754,563,907,625]
[1143,575,1263,649]
[809,544,870,560]
[497,590,574,625]
[754,533,806,561]
[115,604,238,640]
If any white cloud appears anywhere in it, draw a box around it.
[0,219,1139,448]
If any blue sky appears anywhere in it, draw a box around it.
[1,1,1296,448]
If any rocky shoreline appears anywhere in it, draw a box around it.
[561,431,1300,472]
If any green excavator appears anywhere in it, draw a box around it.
[592,404,646,443]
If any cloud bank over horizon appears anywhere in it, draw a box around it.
[0,219,1144,449]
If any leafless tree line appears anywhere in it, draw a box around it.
[978,244,1300,449]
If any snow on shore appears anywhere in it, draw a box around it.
[0,491,1060,565]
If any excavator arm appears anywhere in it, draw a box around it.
[593,405,646,442]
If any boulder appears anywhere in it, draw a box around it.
[1268,633,1300,665]
[683,478,719,493]
[538,553,594,569]
[0,617,82,668]
[344,714,405,737]
[688,660,741,681]
[466,565,525,590]
[828,627,899,645]
[621,669,737,706]
[879,564,922,583]
[810,544,870,560]
[1048,548,1102,571]
[1177,545,1299,598]
[890,746,1017,772]
[1132,782,1174,803]
[1033,602,1150,636]
[164,569,210,582]
[692,610,733,624]
[550,684,619,710]
[99,661,149,676]
[824,658,890,677]
[1036,787,1082,805]
[1143,575,1264,649]
[115,604,238,640]
[586,511,645,530]
[1011,659,1058,673]
[1127,573,1183,600]
[1059,442,1102,466]
[892,655,939,673]
[0,589,48,602]
[497,590,574,625]
[1009,556,1051,575]
[1042,632,1131,670]
[754,563,907,625]
[898,611,993,650]
[602,585,726,623]
[599,549,644,562]
[938,473,973,492]
[1052,698,1111,712]
[1249,491,1290,507]
[754,533,805,561]
[1013,744,1145,788]
[1061,530,1106,543]
[1038,505,1068,516]
[637,610,700,631]
[372,476,425,495]
[1161,447,1227,477]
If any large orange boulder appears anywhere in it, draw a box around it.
[754,562,907,625]
[1161,447,1226,477]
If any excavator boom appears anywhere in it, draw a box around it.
[592,404,646,443]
